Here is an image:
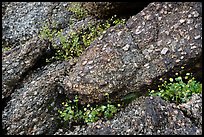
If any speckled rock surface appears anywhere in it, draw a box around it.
[2,2,71,48]
[2,2,10,16]
[177,94,202,127]
[2,2,202,135]
[2,37,50,99]
[81,2,150,18]
[63,2,202,104]
[54,94,202,135]
[2,61,69,135]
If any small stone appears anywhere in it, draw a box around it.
[191,46,197,49]
[165,31,170,35]
[180,56,184,59]
[87,60,93,65]
[176,59,180,62]
[122,44,130,51]
[108,84,113,88]
[126,129,131,132]
[32,118,38,122]
[7,69,14,74]
[67,80,72,88]
[59,129,63,132]
[187,19,193,24]
[188,14,192,18]
[76,76,81,82]
[192,11,199,17]
[173,23,179,29]
[181,52,186,55]
[144,63,149,67]
[13,62,19,67]
[178,48,182,52]
[88,65,94,70]
[34,91,38,96]
[134,63,138,68]
[157,40,162,46]
[90,70,94,73]
[161,47,169,55]
[82,60,87,66]
[194,35,201,40]
[179,19,185,24]
[118,31,123,36]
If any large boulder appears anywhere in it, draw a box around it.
[63,2,202,104]
[2,37,50,99]
[2,61,69,135]
[55,94,202,135]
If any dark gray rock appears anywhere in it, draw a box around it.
[2,2,71,48]
[2,37,49,99]
[2,2,202,135]
[177,94,202,127]
[81,2,150,18]
[2,61,69,135]
[55,94,202,135]
[63,2,202,104]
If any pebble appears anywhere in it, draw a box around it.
[175,59,180,62]
[161,47,169,55]
[179,19,185,24]
[122,44,130,51]
[144,63,149,68]
[194,35,201,40]
[190,46,197,49]
[7,69,14,74]
[82,60,87,66]
[192,11,199,17]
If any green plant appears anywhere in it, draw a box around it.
[149,73,202,104]
[68,2,88,20]
[39,14,126,63]
[3,46,11,52]
[39,23,57,42]
[58,94,120,125]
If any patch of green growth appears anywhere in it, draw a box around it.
[68,2,88,20]
[39,14,126,63]
[58,93,120,124]
[149,73,202,104]
[2,46,12,52]
[39,22,58,42]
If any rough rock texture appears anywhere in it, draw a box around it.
[63,2,202,104]
[2,37,50,99]
[2,2,71,48]
[2,2,10,16]
[54,94,202,135]
[2,2,202,135]
[81,2,150,18]
[2,61,69,135]
[177,94,202,127]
